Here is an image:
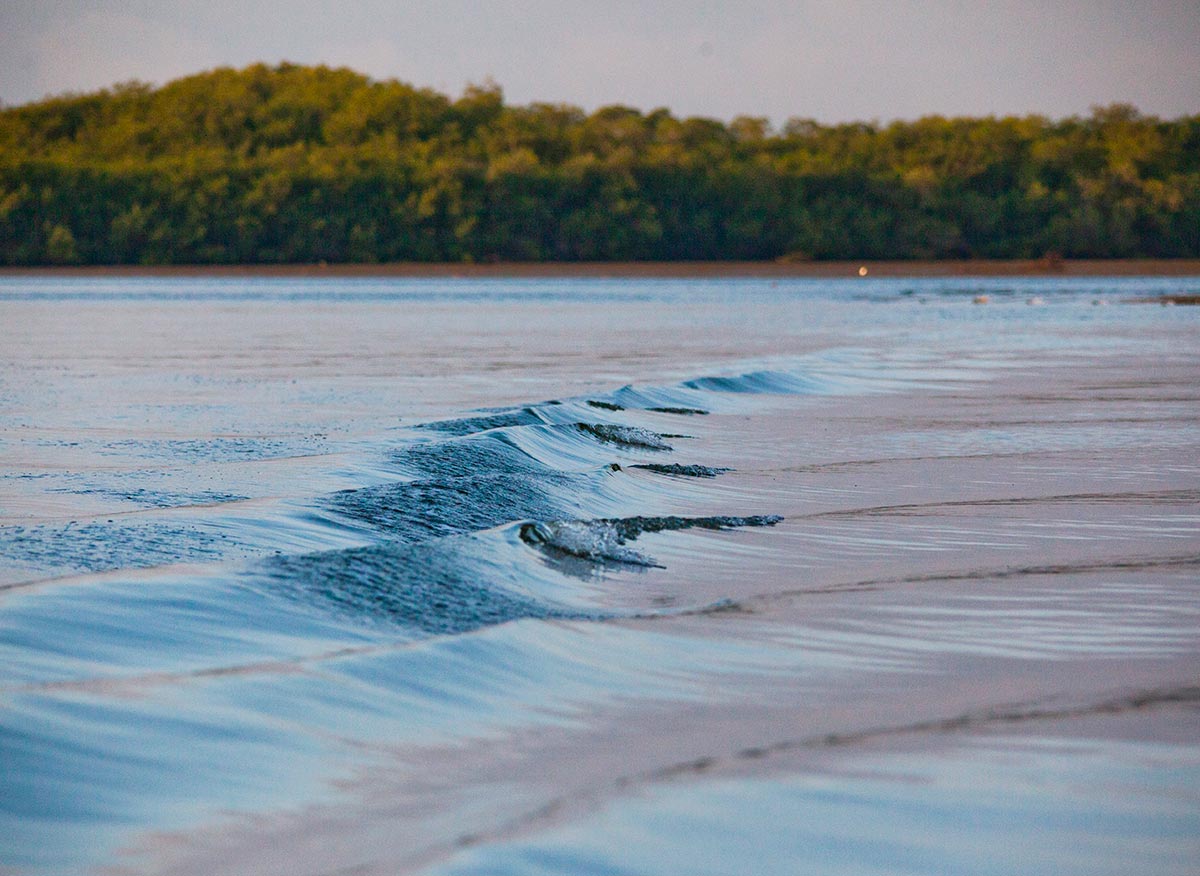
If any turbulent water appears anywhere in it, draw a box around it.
[1,275,1198,875]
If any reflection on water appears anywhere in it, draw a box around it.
[0,276,1198,874]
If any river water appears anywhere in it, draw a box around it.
[1,275,1198,874]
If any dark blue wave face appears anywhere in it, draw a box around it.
[261,384,788,636]
[1,276,1198,876]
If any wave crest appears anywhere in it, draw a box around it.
[521,514,783,567]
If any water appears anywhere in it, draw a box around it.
[1,275,1198,874]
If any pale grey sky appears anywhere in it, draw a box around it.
[2,1,1198,122]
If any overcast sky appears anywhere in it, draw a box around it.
[2,1,1198,123]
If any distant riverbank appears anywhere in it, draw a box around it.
[5,259,1200,279]
[5,70,1198,266]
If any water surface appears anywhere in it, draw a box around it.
[1,276,1198,874]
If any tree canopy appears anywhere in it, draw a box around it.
[1,63,1197,264]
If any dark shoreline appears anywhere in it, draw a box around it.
[4,259,1200,279]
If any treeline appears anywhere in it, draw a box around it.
[1,63,1198,264]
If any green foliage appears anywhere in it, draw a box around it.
[0,65,1196,264]
[44,223,78,264]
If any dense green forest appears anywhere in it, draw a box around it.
[1,63,1198,264]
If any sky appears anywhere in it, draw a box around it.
[2,1,1198,123]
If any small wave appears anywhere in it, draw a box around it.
[336,427,640,542]
[53,486,249,509]
[520,520,661,566]
[606,514,783,539]
[261,538,597,635]
[394,432,551,478]
[682,370,836,395]
[0,519,234,578]
[521,514,783,567]
[332,464,582,545]
[98,435,326,461]
[575,423,674,450]
[261,513,785,638]
[413,407,546,437]
[632,463,730,478]
[408,353,893,448]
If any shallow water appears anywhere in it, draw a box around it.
[1,276,1198,874]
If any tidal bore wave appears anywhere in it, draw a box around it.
[0,359,800,581]
[283,368,799,631]
[1,359,815,653]
[0,349,969,586]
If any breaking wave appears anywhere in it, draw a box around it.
[632,463,730,478]
[574,423,675,450]
[520,515,783,567]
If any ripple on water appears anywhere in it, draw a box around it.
[430,733,1200,876]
